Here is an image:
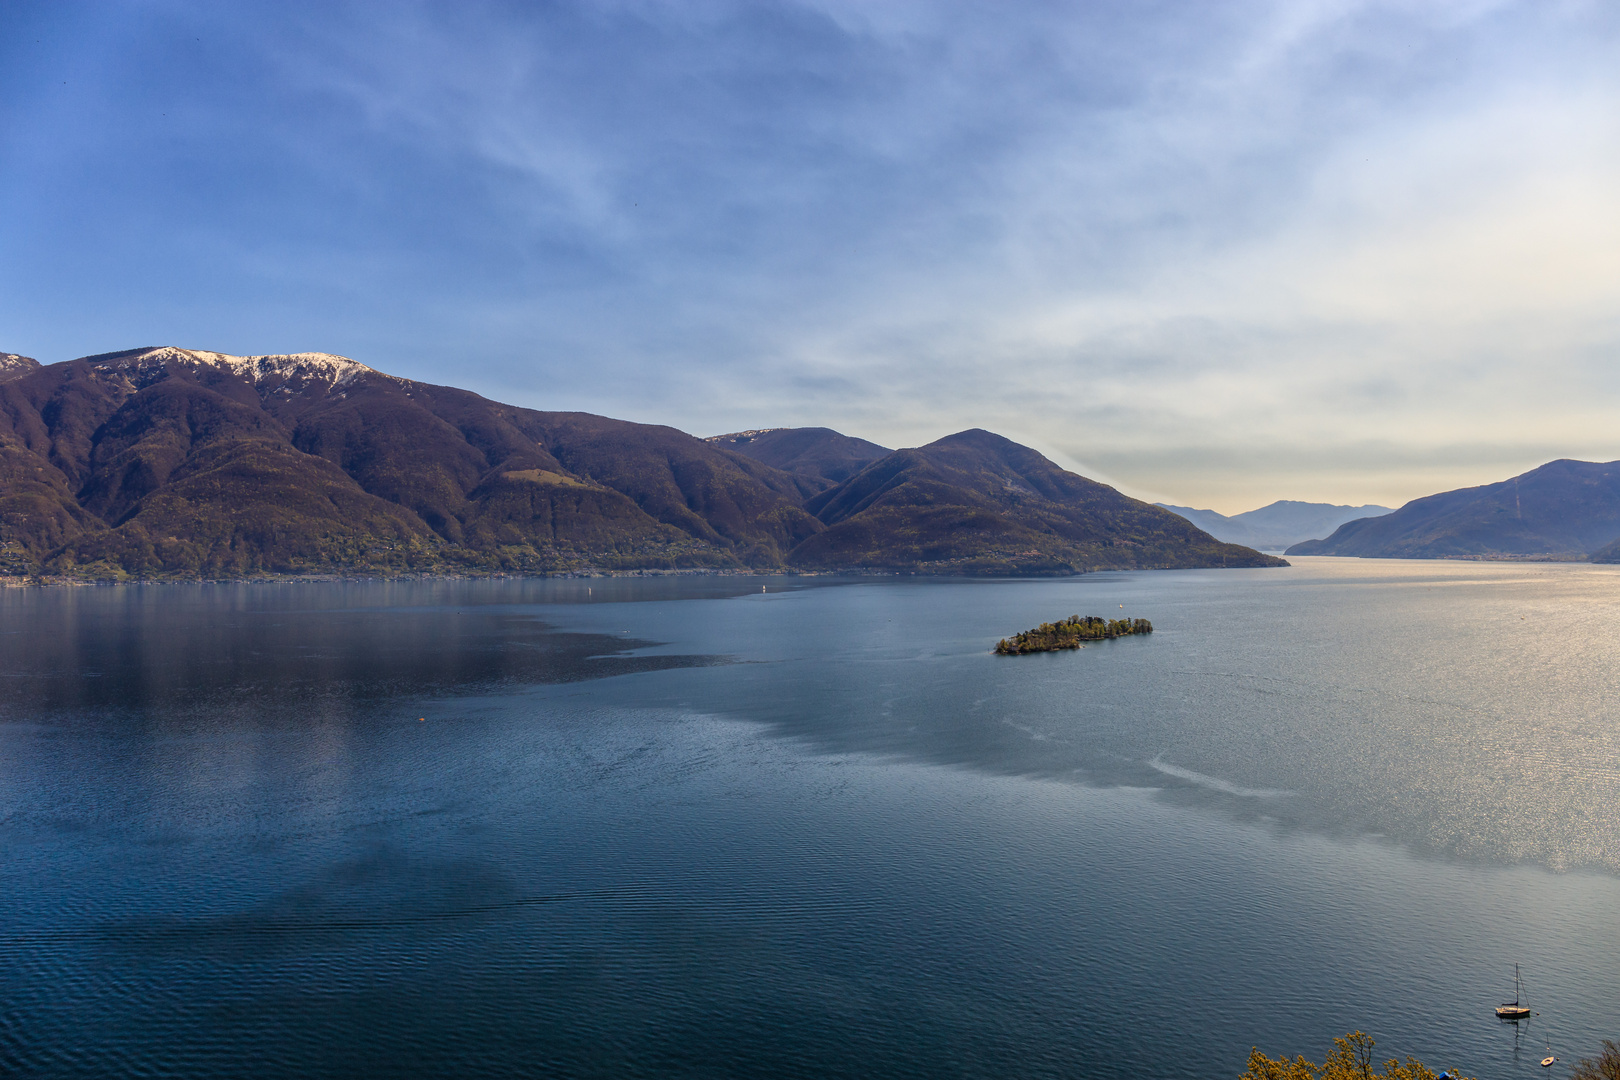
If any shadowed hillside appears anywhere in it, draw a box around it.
[790,429,1285,574]
[1287,459,1620,559]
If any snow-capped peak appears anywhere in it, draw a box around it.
[103,346,385,387]
[0,352,40,378]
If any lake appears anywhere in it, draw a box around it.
[2,558,1618,1078]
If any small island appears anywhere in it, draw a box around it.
[994,615,1153,654]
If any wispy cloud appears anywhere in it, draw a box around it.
[2,0,1616,510]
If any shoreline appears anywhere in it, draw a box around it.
[0,567,844,589]
[0,562,1270,588]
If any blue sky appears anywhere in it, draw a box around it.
[3,0,1618,512]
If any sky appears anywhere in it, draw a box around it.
[2,0,1618,513]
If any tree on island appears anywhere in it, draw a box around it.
[1240,1031,1471,1080]
[994,614,1152,654]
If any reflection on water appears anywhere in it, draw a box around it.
[2,563,1620,1079]
[0,580,726,719]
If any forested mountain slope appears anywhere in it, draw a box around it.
[790,429,1285,574]
[0,347,1280,579]
[0,347,821,577]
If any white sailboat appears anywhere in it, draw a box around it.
[1495,963,1531,1021]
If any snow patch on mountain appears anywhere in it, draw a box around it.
[107,346,388,387]
[0,352,41,381]
[705,428,786,443]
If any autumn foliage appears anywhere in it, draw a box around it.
[1240,1032,1469,1080]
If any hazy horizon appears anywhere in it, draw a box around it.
[5,1,1617,515]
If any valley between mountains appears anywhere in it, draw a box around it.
[0,347,1280,581]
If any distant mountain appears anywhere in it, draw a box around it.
[0,346,1283,580]
[790,429,1285,574]
[0,353,40,381]
[1286,459,1620,559]
[708,427,891,484]
[1158,500,1393,551]
[1586,535,1620,563]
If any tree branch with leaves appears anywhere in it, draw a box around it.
[1240,1032,1470,1080]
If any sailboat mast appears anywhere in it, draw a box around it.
[1495,963,1533,1020]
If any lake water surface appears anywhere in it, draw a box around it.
[2,559,1618,1078]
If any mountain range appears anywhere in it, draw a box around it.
[1288,459,1620,560]
[1157,500,1393,552]
[0,346,1282,581]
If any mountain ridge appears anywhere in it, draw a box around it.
[706,427,891,484]
[793,429,1282,574]
[0,346,1283,580]
[1159,499,1393,551]
[1286,459,1620,559]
